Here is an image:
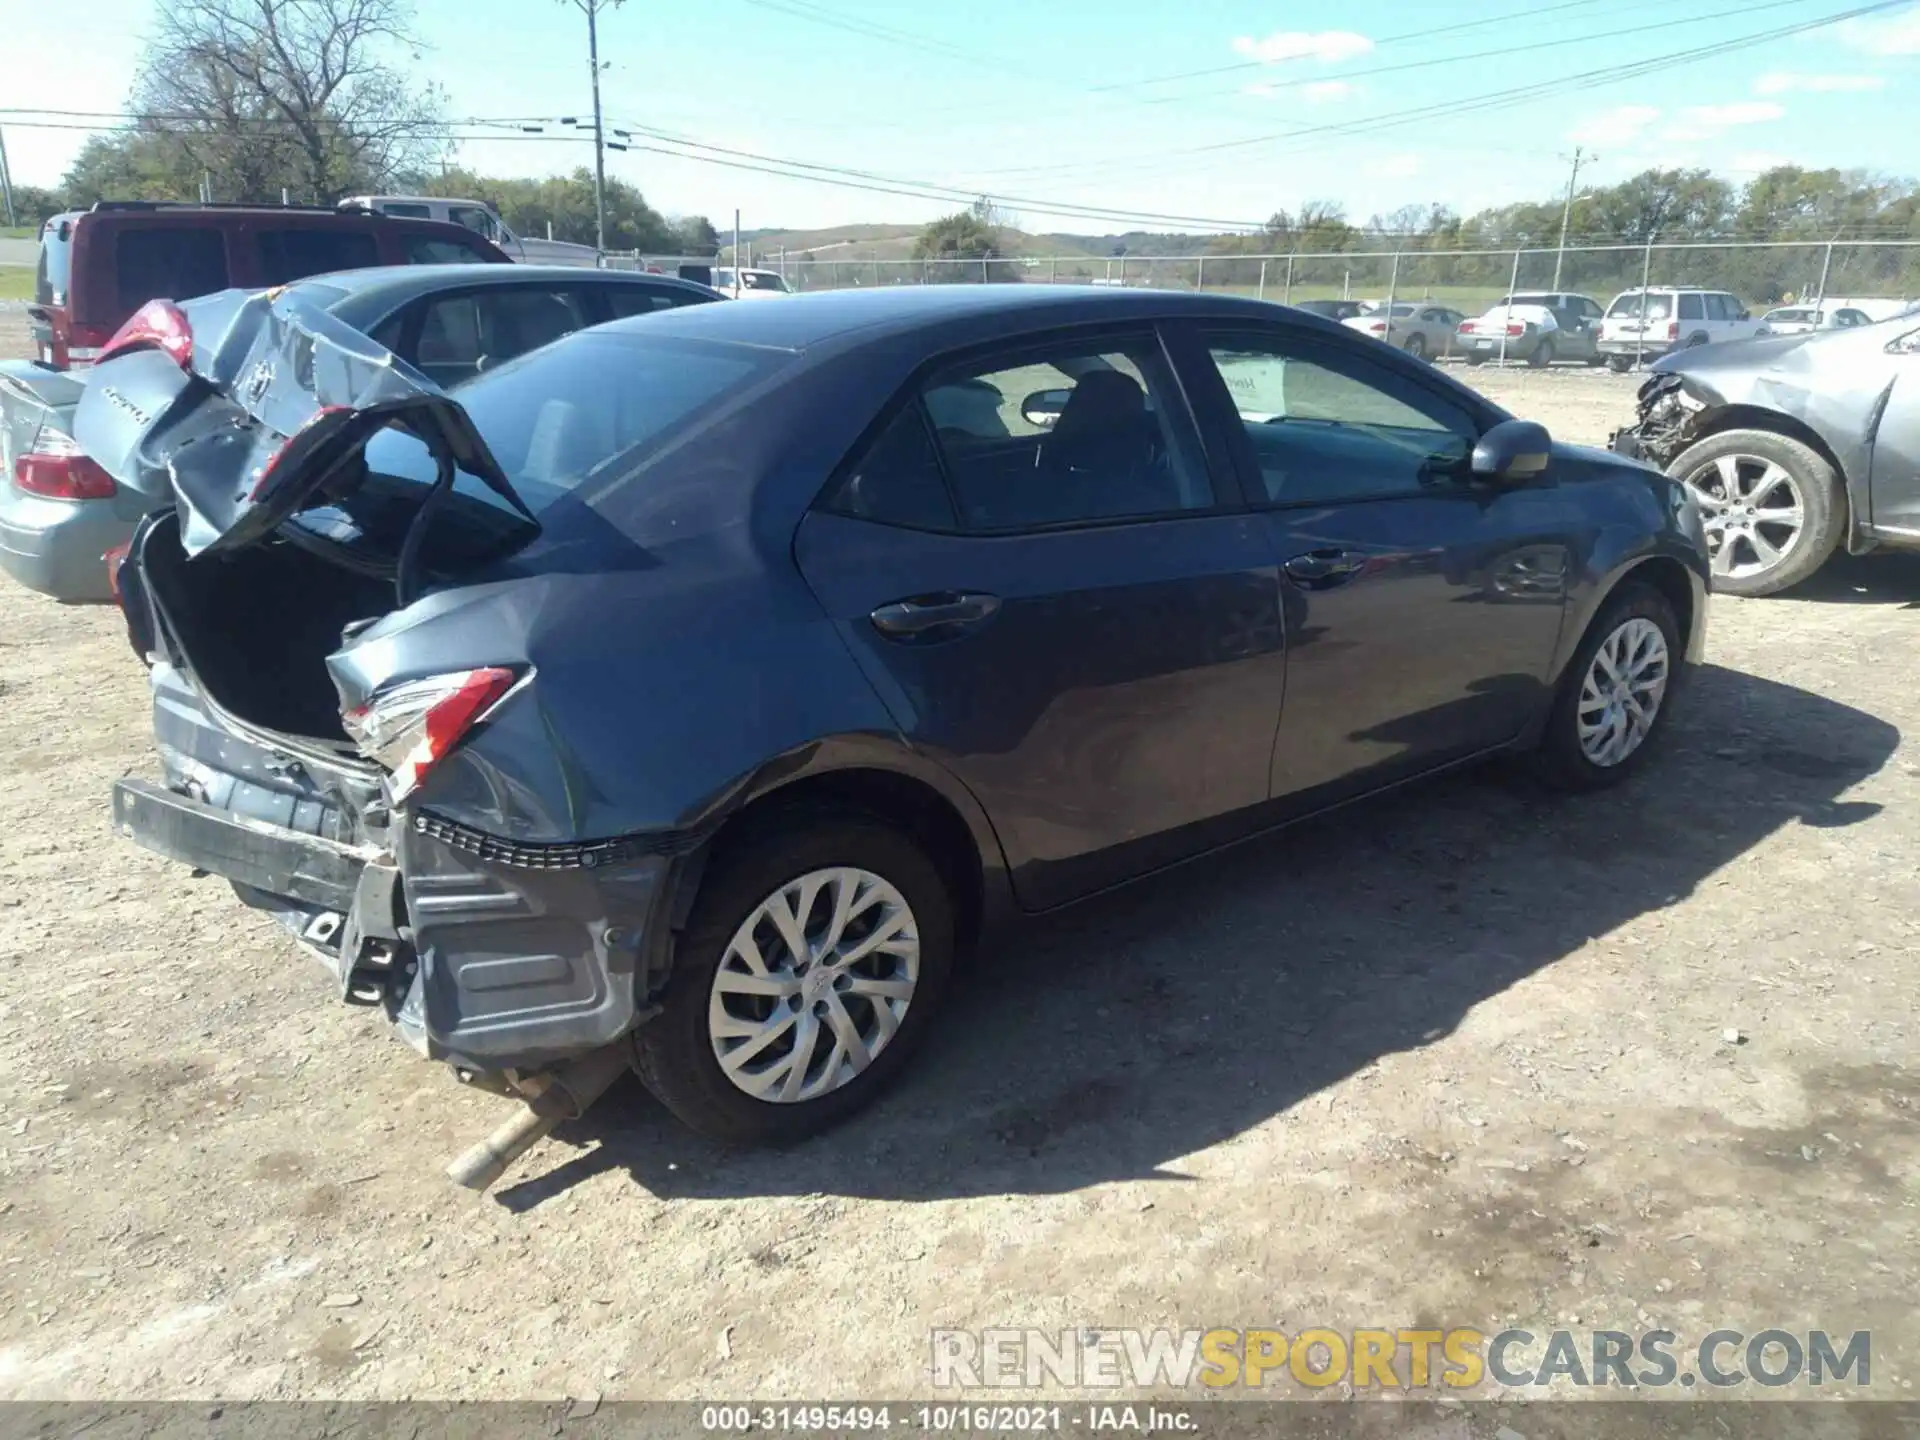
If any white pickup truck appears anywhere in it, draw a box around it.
[339,195,602,267]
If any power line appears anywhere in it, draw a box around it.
[1092,0,1618,93]
[937,0,1905,190]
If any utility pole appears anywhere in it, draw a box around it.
[563,0,622,259]
[0,123,17,229]
[1552,146,1591,291]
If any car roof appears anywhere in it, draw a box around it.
[290,263,717,318]
[595,282,1303,352]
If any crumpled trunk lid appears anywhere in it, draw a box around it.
[72,287,537,559]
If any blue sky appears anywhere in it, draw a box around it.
[5,0,1919,233]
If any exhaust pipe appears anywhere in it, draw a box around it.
[444,1044,631,1193]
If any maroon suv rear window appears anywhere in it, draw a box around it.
[114,227,229,311]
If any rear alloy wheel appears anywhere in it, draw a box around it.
[1532,582,1681,791]
[1672,428,1842,596]
[1528,338,1556,369]
[1403,334,1428,361]
[631,814,954,1143]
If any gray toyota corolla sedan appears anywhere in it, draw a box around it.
[78,284,1708,1146]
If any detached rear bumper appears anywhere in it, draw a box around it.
[111,766,682,1072]
[112,778,372,910]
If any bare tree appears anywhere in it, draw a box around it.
[143,0,447,202]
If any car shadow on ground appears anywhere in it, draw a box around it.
[1776,550,1920,608]
[496,662,1898,1211]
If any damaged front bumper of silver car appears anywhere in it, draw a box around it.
[1609,371,1705,471]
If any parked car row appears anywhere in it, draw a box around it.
[1323,286,1778,370]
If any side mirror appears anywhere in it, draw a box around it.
[1021,388,1071,428]
[1739,309,1752,321]
[1472,419,1552,484]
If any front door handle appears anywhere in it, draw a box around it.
[870,591,1001,638]
[1283,548,1367,588]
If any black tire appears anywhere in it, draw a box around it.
[1667,428,1843,597]
[1528,338,1556,369]
[1404,334,1428,361]
[1584,353,1608,368]
[1465,353,1488,367]
[1686,332,1709,348]
[630,812,955,1144]
[1531,581,1682,792]
[1606,355,1633,374]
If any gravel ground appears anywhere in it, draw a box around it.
[1,312,1917,1404]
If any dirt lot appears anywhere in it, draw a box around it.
[2,310,1917,1404]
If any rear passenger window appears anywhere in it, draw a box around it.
[825,407,957,531]
[917,339,1209,531]
[114,226,228,309]
[257,228,379,285]
[405,235,489,265]
[1678,293,1705,321]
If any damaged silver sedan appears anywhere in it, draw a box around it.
[1612,315,1920,595]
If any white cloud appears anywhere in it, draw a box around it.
[1663,100,1785,141]
[1753,71,1885,94]
[1839,6,1920,55]
[1231,29,1374,65]
[1303,80,1357,103]
[1731,150,1795,173]
[1568,104,1662,146]
[1364,152,1422,179]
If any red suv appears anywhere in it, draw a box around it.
[28,201,512,369]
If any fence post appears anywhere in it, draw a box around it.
[1196,255,1205,292]
[1258,259,1267,301]
[872,259,880,288]
[1118,256,1127,288]
[833,261,841,290]
[1049,256,1057,284]
[1813,239,1836,312]
[981,255,989,283]
[1498,249,1521,367]
[1386,252,1400,343]
[1284,253,1294,304]
[1636,236,1656,369]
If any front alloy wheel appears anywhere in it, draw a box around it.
[1682,452,1805,584]
[708,867,920,1103]
[1576,617,1670,768]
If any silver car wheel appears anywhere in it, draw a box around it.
[1683,453,1805,581]
[708,866,920,1104]
[1577,617,1670,767]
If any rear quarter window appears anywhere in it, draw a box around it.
[403,233,493,265]
[113,225,229,311]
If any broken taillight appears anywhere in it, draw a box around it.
[13,430,116,499]
[341,668,520,801]
[99,299,194,370]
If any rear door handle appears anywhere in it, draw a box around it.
[1283,549,1367,587]
[870,591,1001,638]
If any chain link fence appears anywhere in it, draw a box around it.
[770,241,1920,312]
